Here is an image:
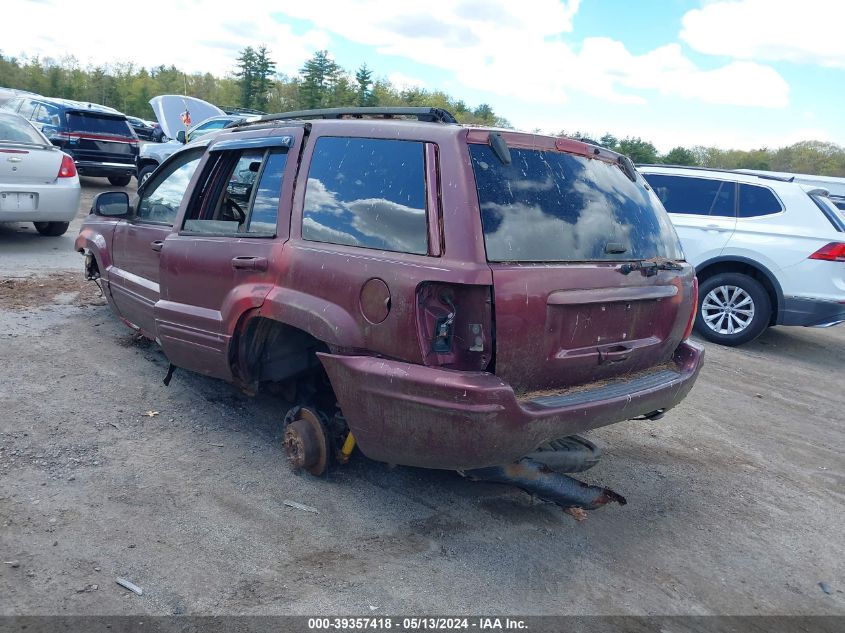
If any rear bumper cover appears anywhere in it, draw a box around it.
[318,341,704,470]
[780,296,845,327]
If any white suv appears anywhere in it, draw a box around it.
[640,165,845,345]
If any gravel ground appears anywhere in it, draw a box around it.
[0,179,843,616]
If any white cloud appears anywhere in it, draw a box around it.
[681,0,845,68]
[5,0,330,76]
[388,72,427,90]
[273,0,789,109]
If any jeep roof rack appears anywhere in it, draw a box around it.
[636,163,796,182]
[232,106,458,127]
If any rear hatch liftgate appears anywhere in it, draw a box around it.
[467,131,694,395]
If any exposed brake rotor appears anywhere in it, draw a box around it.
[282,406,330,476]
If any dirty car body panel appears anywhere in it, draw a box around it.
[77,112,703,471]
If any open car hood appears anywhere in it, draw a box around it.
[149,95,224,140]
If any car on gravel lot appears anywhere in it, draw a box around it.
[1,95,138,186]
[0,111,80,236]
[641,165,845,345]
[138,95,231,185]
[75,106,702,491]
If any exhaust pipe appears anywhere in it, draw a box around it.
[464,458,626,511]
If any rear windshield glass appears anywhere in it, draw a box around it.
[0,113,46,145]
[66,112,133,137]
[469,144,681,262]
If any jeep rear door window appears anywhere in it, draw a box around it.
[738,183,783,217]
[66,112,134,138]
[302,137,428,255]
[644,174,736,217]
[470,145,681,262]
[183,148,287,235]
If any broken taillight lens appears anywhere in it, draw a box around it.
[809,242,845,262]
[682,276,698,340]
[57,154,77,178]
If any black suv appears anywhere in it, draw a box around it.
[1,95,138,185]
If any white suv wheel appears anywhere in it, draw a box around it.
[701,285,755,335]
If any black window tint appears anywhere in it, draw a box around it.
[738,184,782,217]
[183,148,287,235]
[644,174,735,217]
[137,152,202,225]
[302,137,428,255]
[470,145,681,262]
[66,113,133,137]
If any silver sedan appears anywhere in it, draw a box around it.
[0,111,81,236]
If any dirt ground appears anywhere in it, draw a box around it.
[0,178,843,616]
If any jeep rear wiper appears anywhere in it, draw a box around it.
[619,258,684,277]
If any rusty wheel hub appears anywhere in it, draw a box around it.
[283,406,329,476]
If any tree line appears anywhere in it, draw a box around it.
[563,133,845,177]
[2,46,843,177]
[0,48,508,127]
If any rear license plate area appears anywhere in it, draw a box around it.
[0,192,38,211]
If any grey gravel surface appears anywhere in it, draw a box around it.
[0,180,843,616]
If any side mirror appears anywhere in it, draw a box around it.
[176,130,186,144]
[91,191,130,217]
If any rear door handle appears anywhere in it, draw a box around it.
[231,256,268,271]
[150,240,164,252]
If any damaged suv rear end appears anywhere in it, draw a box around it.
[77,108,702,511]
[317,127,703,471]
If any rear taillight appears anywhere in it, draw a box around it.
[809,242,845,262]
[682,276,698,340]
[57,154,77,178]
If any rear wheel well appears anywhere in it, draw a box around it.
[695,260,779,325]
[233,316,332,401]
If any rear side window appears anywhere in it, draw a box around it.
[182,148,288,235]
[644,174,735,217]
[0,113,47,145]
[738,184,782,217]
[470,145,681,262]
[66,112,134,137]
[302,137,428,255]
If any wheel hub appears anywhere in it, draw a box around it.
[701,284,755,335]
[282,406,330,476]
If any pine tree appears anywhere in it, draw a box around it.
[299,51,341,109]
[354,63,374,106]
[235,47,257,108]
[253,45,277,111]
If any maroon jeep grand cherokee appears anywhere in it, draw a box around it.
[76,107,703,477]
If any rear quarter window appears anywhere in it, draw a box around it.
[302,137,428,255]
[470,145,681,262]
[738,184,782,217]
[644,174,735,217]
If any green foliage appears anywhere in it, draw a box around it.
[662,146,699,166]
[0,49,506,127]
[299,50,342,109]
[354,64,374,107]
[617,137,659,164]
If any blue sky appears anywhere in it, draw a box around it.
[11,0,845,151]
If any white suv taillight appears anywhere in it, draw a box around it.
[809,243,845,262]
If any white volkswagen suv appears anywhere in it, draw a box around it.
[640,165,845,345]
